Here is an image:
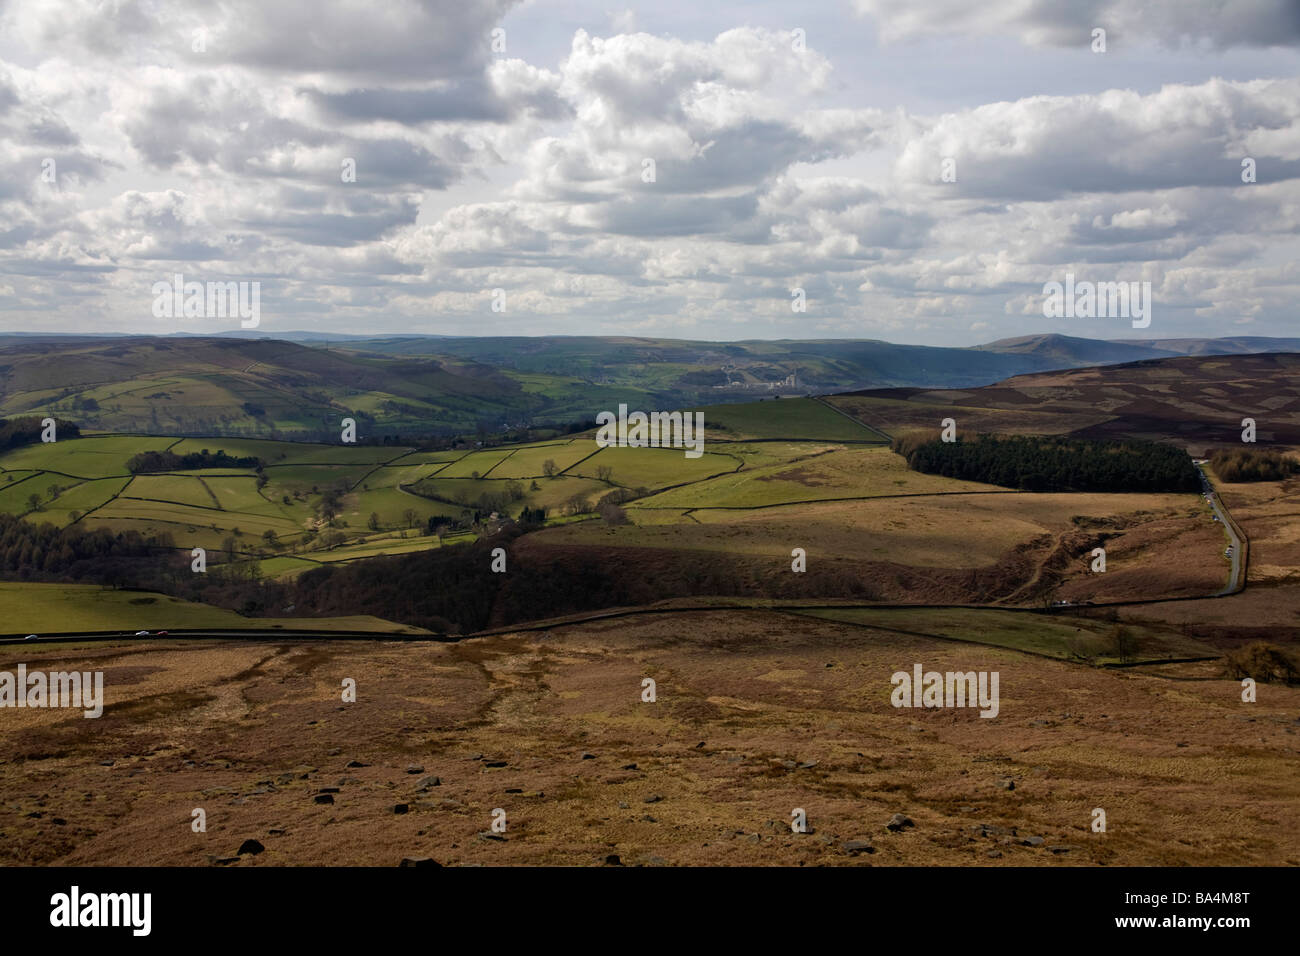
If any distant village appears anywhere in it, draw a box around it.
[713,368,805,392]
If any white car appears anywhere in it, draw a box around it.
[134,630,150,636]
[23,634,37,641]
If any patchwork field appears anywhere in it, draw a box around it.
[0,390,1242,608]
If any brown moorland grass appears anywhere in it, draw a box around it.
[534,492,1219,604]
[0,610,1295,867]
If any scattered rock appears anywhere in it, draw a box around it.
[406,765,424,774]
[886,813,914,832]
[999,779,1016,790]
[477,832,507,843]
[581,753,596,760]
[1048,845,1073,854]
[643,794,663,804]
[618,802,629,810]
[483,760,507,769]
[1020,835,1045,847]
[797,760,819,770]
[237,839,264,856]
[965,823,1015,838]
[603,854,623,866]
[986,849,1003,859]
[641,815,658,823]
[345,760,369,768]
[399,857,442,867]
[313,794,334,805]
[414,775,441,791]
[842,839,874,855]
[621,763,638,770]
[393,804,409,815]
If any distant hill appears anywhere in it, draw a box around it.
[2,331,1299,440]
[828,352,1300,450]
[1110,336,1300,356]
[973,333,1180,365]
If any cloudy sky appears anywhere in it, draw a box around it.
[1,0,1299,344]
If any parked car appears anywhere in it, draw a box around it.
[134,630,150,636]
[23,634,37,641]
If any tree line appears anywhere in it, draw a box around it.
[1210,448,1299,482]
[0,416,80,450]
[891,432,1201,493]
[127,448,263,473]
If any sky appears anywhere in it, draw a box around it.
[1,0,1299,345]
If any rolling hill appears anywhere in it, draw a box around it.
[2,332,1299,442]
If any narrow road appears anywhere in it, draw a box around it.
[1195,462,1244,595]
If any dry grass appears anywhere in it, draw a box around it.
[2,610,1296,867]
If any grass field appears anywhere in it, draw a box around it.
[697,397,890,442]
[791,606,1218,664]
[0,436,177,478]
[0,583,425,634]
[634,445,1001,509]
[487,440,597,478]
[567,443,741,487]
[0,392,1232,626]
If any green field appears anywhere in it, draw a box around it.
[634,445,998,509]
[567,444,741,488]
[436,449,515,478]
[0,583,424,635]
[124,474,221,509]
[0,436,176,478]
[696,397,889,442]
[487,440,597,479]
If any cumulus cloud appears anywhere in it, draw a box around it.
[0,0,1297,341]
[853,0,1300,50]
